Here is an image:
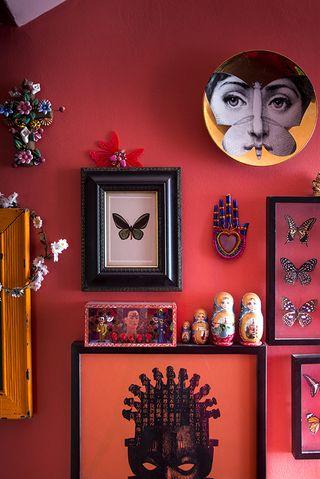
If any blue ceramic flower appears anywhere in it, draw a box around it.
[38,99,52,115]
[0,103,13,117]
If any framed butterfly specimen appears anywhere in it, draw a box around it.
[281,297,318,327]
[267,197,320,345]
[81,168,182,291]
[112,213,150,241]
[292,354,320,459]
[285,215,316,246]
[280,257,317,286]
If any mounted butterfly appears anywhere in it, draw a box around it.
[304,374,320,397]
[281,297,318,327]
[306,412,320,434]
[285,215,316,246]
[112,213,150,240]
[280,257,317,286]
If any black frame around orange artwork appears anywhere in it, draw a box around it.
[71,342,267,479]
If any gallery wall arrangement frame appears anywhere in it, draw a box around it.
[0,208,32,419]
[81,168,182,291]
[266,196,320,345]
[292,354,320,459]
[71,342,266,479]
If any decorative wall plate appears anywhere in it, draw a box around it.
[204,50,317,166]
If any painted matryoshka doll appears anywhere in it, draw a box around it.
[191,308,210,345]
[181,321,192,343]
[239,292,263,346]
[211,292,235,346]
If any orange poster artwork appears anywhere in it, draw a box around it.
[71,343,266,479]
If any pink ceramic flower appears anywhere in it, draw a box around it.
[16,150,33,164]
[17,101,32,115]
[34,128,44,142]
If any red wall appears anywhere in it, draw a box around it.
[0,0,320,477]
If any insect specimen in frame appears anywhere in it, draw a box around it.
[285,215,316,246]
[112,213,150,240]
[306,412,320,434]
[304,374,320,397]
[281,297,318,327]
[280,257,317,286]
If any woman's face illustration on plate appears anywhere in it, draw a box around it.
[210,74,304,159]
[204,51,317,165]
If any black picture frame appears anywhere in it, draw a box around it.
[292,354,320,459]
[71,342,267,479]
[81,167,182,291]
[266,196,320,345]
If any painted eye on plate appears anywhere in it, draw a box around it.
[223,94,246,108]
[268,96,292,111]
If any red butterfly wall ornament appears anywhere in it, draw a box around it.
[0,78,65,167]
[89,131,144,168]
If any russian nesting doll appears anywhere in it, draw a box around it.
[211,292,235,346]
[239,292,263,346]
[191,308,210,345]
[181,321,192,343]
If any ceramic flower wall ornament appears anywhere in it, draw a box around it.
[0,192,69,296]
[213,193,249,259]
[89,131,144,168]
[0,79,65,167]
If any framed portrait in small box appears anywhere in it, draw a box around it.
[81,168,182,292]
[267,196,320,345]
[292,354,320,459]
[85,302,177,347]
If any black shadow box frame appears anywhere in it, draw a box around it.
[292,354,320,459]
[266,196,320,345]
[81,167,182,291]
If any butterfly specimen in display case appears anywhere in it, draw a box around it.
[306,412,320,434]
[280,257,317,285]
[304,374,320,397]
[112,213,150,240]
[285,215,316,246]
[281,297,318,327]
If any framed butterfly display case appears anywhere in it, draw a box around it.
[292,354,320,459]
[267,197,320,345]
[81,168,182,291]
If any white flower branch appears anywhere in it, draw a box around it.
[0,192,69,297]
